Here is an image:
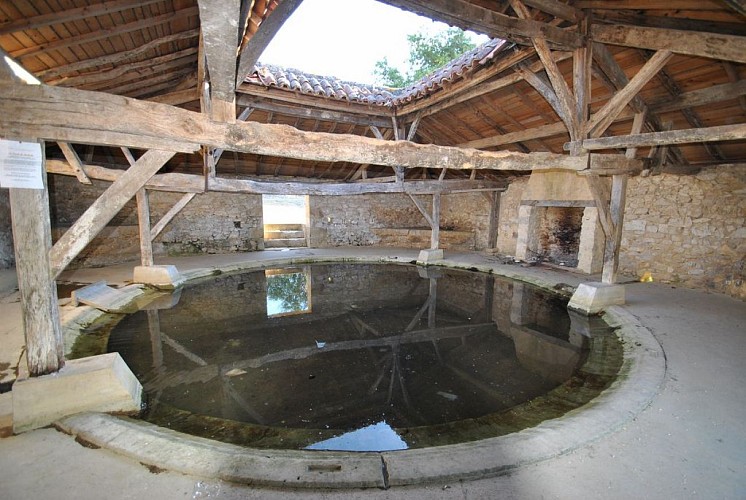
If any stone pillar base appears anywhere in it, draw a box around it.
[568,282,625,315]
[133,265,183,289]
[416,249,444,265]
[12,353,142,434]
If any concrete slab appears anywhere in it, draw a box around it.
[71,280,144,313]
[416,249,443,265]
[12,352,141,433]
[132,265,183,289]
[568,281,625,314]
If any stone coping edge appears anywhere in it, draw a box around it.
[55,251,667,489]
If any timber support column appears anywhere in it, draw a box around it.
[9,141,64,376]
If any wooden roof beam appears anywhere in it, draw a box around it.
[237,95,392,128]
[591,24,746,64]
[380,0,584,50]
[566,123,746,151]
[0,83,641,173]
[198,0,240,117]
[651,79,746,114]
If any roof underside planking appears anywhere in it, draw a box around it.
[0,0,744,184]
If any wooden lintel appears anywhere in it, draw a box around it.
[568,123,746,151]
[49,150,175,279]
[591,23,746,64]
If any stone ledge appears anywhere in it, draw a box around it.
[12,353,142,434]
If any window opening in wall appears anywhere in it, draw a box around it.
[265,267,312,318]
[262,195,309,248]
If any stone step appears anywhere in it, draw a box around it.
[264,229,305,239]
[264,223,305,232]
[264,238,307,248]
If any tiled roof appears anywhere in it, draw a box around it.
[245,38,507,107]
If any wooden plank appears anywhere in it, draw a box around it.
[380,0,583,49]
[569,123,746,151]
[9,141,65,376]
[585,174,613,238]
[57,142,92,184]
[651,79,746,113]
[70,280,143,313]
[723,63,746,113]
[237,84,392,117]
[10,7,200,60]
[0,0,163,35]
[150,193,197,240]
[487,192,501,249]
[1,83,642,173]
[592,10,746,37]
[198,0,240,103]
[591,24,746,64]
[588,50,673,138]
[49,149,175,279]
[235,0,304,86]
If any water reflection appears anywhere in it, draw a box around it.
[97,264,621,451]
[265,268,311,317]
[306,421,407,452]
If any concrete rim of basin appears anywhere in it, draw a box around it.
[55,254,666,489]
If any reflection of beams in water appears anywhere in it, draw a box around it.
[160,332,208,366]
[221,379,267,425]
[440,361,519,408]
[145,323,496,391]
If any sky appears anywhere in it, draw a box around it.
[260,0,488,85]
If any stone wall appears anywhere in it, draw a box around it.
[496,170,746,299]
[308,192,492,250]
[47,175,263,268]
[0,190,13,268]
[621,168,745,299]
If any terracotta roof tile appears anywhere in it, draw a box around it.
[245,38,508,107]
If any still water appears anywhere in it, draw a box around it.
[102,263,622,451]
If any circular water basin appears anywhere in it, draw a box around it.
[97,263,623,452]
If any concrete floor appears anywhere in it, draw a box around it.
[0,249,744,499]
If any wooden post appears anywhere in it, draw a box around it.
[9,141,65,376]
[136,188,154,266]
[487,192,501,250]
[601,112,644,283]
[431,193,441,250]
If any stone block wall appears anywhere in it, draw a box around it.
[308,192,492,250]
[621,168,745,299]
[0,190,13,268]
[496,170,746,299]
[47,175,263,268]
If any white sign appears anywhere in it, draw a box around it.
[0,139,44,189]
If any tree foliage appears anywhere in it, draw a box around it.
[374,27,477,88]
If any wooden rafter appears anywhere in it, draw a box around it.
[568,123,746,151]
[587,50,673,138]
[380,0,583,49]
[237,95,391,128]
[235,0,304,87]
[198,0,240,116]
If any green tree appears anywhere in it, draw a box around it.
[374,27,477,88]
